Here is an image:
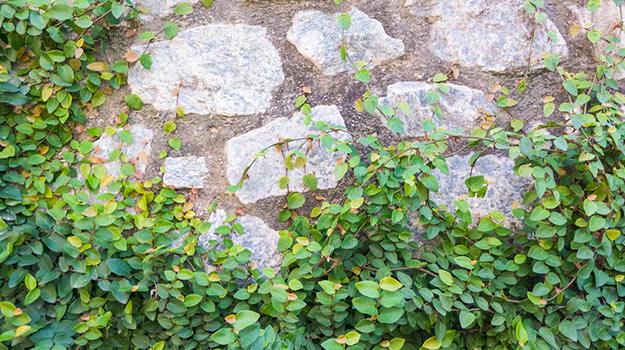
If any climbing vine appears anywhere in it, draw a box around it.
[1,0,625,350]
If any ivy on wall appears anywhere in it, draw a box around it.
[0,0,625,350]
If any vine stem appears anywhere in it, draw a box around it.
[546,276,577,302]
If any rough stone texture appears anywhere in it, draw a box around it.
[287,7,405,75]
[198,210,281,271]
[379,81,496,136]
[226,105,351,204]
[128,24,284,116]
[430,154,532,220]
[568,1,624,78]
[163,156,210,189]
[406,0,568,71]
[135,0,198,22]
[91,124,153,179]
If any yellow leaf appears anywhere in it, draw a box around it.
[422,336,442,350]
[225,314,236,324]
[607,229,620,241]
[615,275,624,283]
[86,62,108,72]
[570,23,581,38]
[42,87,53,102]
[100,174,115,188]
[14,325,31,338]
[208,273,221,282]
[67,236,82,248]
[82,207,98,217]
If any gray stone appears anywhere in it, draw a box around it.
[198,210,281,271]
[128,25,284,116]
[568,2,624,79]
[163,156,210,189]
[91,124,153,179]
[286,7,405,75]
[409,0,568,71]
[379,81,496,137]
[135,0,198,22]
[431,154,532,221]
[226,105,351,204]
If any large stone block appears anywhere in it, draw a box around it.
[198,210,281,271]
[163,156,210,189]
[379,81,496,137]
[226,105,351,204]
[431,154,532,220]
[91,124,153,179]
[287,7,404,75]
[407,0,568,71]
[128,25,284,116]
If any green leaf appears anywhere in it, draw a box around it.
[439,270,453,286]
[140,54,152,70]
[558,320,577,341]
[387,117,404,134]
[211,328,237,345]
[588,0,601,13]
[355,280,379,298]
[587,30,602,43]
[234,310,260,331]
[107,259,131,276]
[163,121,177,133]
[184,294,202,307]
[174,2,194,15]
[202,0,214,7]
[422,336,442,350]
[379,277,403,291]
[337,13,351,30]
[164,22,179,40]
[543,54,559,71]
[352,297,378,315]
[168,137,181,150]
[287,192,305,209]
[321,338,343,350]
[355,69,370,83]
[126,94,142,110]
[46,5,73,21]
[303,174,317,191]
[459,310,475,328]
[334,163,348,181]
[24,288,41,305]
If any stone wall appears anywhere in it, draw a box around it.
[92,0,618,268]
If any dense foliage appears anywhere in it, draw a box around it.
[1,0,625,349]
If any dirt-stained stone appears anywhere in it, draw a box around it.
[378,81,496,137]
[91,124,153,179]
[198,210,281,271]
[226,105,351,204]
[406,0,568,72]
[286,7,405,75]
[128,24,284,116]
[163,156,210,189]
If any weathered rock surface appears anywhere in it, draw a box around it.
[379,81,496,136]
[128,25,284,116]
[198,210,281,271]
[407,0,568,71]
[226,105,350,204]
[163,156,210,189]
[287,7,404,75]
[91,124,153,179]
[568,1,624,78]
[431,154,532,220]
[134,0,197,21]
